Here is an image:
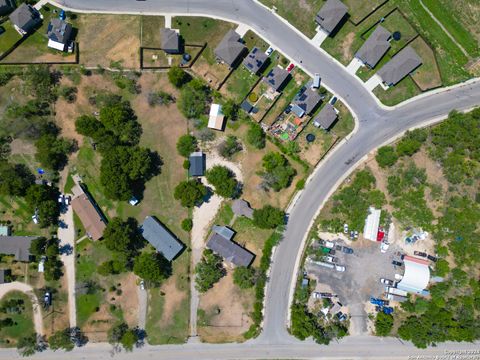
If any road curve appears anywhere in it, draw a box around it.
[50,0,480,346]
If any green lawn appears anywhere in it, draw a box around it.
[242,30,269,52]
[0,21,22,57]
[373,75,420,106]
[380,9,418,53]
[224,66,259,102]
[0,291,34,347]
[77,293,102,327]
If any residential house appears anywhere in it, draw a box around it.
[160,28,180,54]
[231,199,254,219]
[71,188,107,241]
[189,151,206,177]
[377,46,422,87]
[313,103,337,130]
[262,66,290,92]
[141,216,184,261]
[0,236,36,262]
[243,47,268,74]
[355,25,391,68]
[208,103,225,131]
[206,225,254,267]
[9,3,41,36]
[47,18,73,52]
[0,0,14,16]
[214,29,246,68]
[315,0,348,35]
[291,87,323,117]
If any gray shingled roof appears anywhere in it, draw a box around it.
[161,28,180,53]
[141,216,184,261]
[214,30,246,67]
[207,230,254,267]
[232,199,254,219]
[189,152,205,177]
[355,26,391,68]
[9,3,41,33]
[377,46,422,86]
[313,103,337,130]
[315,0,348,34]
[0,0,14,16]
[47,18,73,45]
[293,87,323,116]
[0,236,36,262]
[262,66,290,91]
[243,47,268,74]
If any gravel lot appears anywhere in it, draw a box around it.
[305,238,404,335]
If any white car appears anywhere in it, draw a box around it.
[129,196,139,206]
[323,240,335,249]
[343,223,348,234]
[312,291,321,299]
[335,265,346,272]
[265,47,274,56]
[325,255,338,263]
[380,278,394,286]
[380,241,390,253]
[139,280,145,290]
[32,214,39,224]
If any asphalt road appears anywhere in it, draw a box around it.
[27,0,480,356]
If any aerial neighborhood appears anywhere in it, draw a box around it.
[0,0,479,358]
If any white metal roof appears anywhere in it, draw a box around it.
[363,207,381,241]
[208,104,225,130]
[397,256,430,294]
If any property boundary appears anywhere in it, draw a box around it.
[0,42,80,65]
[348,0,390,26]
[140,43,206,70]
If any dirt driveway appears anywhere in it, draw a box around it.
[305,238,402,335]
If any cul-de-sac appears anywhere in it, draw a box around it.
[0,0,479,359]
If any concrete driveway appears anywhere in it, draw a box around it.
[138,285,147,329]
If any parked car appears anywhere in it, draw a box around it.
[380,278,394,286]
[336,311,347,321]
[32,214,39,224]
[343,223,348,234]
[370,297,389,306]
[139,280,145,290]
[383,306,394,315]
[324,255,338,263]
[427,255,438,262]
[286,63,295,72]
[44,292,52,307]
[335,265,346,272]
[323,240,335,249]
[265,47,274,56]
[342,246,353,254]
[350,230,355,239]
[353,230,359,239]
[319,292,337,299]
[312,292,321,299]
[380,241,390,253]
[335,244,342,251]
[392,260,403,267]
[329,96,338,105]
[414,251,427,257]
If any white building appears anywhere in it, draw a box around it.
[208,103,225,131]
[397,256,430,294]
[363,206,381,241]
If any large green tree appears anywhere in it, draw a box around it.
[133,252,172,283]
[177,79,210,119]
[168,66,190,88]
[25,185,60,228]
[102,217,144,263]
[253,205,285,229]
[0,161,34,196]
[49,328,75,351]
[233,266,256,289]
[176,134,197,158]
[374,312,393,336]
[195,249,225,292]
[246,123,265,149]
[174,180,207,208]
[261,152,296,191]
[205,165,238,198]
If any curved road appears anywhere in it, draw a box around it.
[26,0,480,356]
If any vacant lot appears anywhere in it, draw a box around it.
[141,16,165,47]
[77,14,141,68]
[409,36,442,90]
[0,291,34,347]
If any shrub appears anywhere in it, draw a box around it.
[253,205,285,229]
[174,180,207,207]
[260,152,296,191]
[233,266,256,289]
[246,123,265,149]
[195,249,225,292]
[168,66,190,88]
[218,135,242,159]
[248,92,258,102]
[181,218,193,232]
[376,146,398,168]
[374,312,394,336]
[176,134,197,157]
[205,165,238,198]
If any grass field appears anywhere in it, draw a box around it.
[409,36,442,90]
[0,291,34,347]
[141,16,165,47]
[373,75,420,106]
[0,21,22,57]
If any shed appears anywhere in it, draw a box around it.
[214,29,246,68]
[0,236,36,262]
[208,103,225,131]
[363,207,381,241]
[206,225,254,267]
[47,18,73,51]
[377,46,422,86]
[355,26,391,68]
[240,100,254,113]
[231,199,254,219]
[71,192,107,241]
[313,103,337,130]
[9,3,41,36]
[160,28,180,54]
[0,269,9,284]
[189,152,206,177]
[396,256,430,294]
[141,216,184,261]
[262,66,290,92]
[315,0,348,35]
[243,47,268,74]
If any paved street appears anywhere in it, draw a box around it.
[18,0,480,357]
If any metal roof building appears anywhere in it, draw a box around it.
[363,207,381,241]
[355,26,391,68]
[315,0,348,35]
[0,236,36,262]
[208,103,225,131]
[141,216,184,261]
[397,256,430,294]
[189,152,206,177]
[377,46,422,86]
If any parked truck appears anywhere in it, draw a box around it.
[386,286,408,297]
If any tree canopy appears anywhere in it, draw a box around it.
[246,123,265,149]
[0,161,34,196]
[195,249,225,292]
[177,79,210,119]
[168,66,191,88]
[375,146,398,168]
[233,266,256,289]
[25,185,60,228]
[253,205,285,229]
[174,180,207,208]
[260,152,296,191]
[176,134,197,158]
[133,252,172,283]
[205,165,238,198]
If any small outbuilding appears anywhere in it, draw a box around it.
[0,225,10,236]
[355,25,391,69]
[189,152,206,177]
[232,199,254,219]
[47,18,73,52]
[141,216,184,261]
[206,225,254,267]
[9,3,41,36]
[243,47,268,74]
[377,46,422,87]
[315,0,348,35]
[262,66,290,92]
[0,269,11,284]
[208,103,225,131]
[214,29,246,68]
[396,256,430,294]
[160,28,180,54]
[313,103,337,130]
[363,207,381,242]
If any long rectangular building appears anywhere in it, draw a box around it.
[71,192,107,241]
[141,216,184,261]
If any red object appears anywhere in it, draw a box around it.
[377,230,385,242]
[287,63,295,72]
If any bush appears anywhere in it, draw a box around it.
[147,91,174,107]
[176,134,197,157]
[205,165,238,198]
[218,135,242,159]
[195,249,225,292]
[253,205,285,229]
[233,266,256,289]
[246,123,265,149]
[177,79,210,119]
[396,129,427,157]
[260,152,296,191]
[181,218,193,232]
[374,312,393,336]
[183,159,190,169]
[174,180,207,208]
[168,66,190,88]
[295,178,306,190]
[376,146,398,168]
[248,92,258,102]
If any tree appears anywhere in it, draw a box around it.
[133,252,172,283]
[181,218,193,232]
[374,312,393,336]
[177,79,210,119]
[99,101,142,145]
[120,329,138,352]
[205,165,238,198]
[98,260,124,276]
[246,123,265,149]
[218,135,242,159]
[195,249,225,292]
[168,66,190,88]
[22,65,55,102]
[176,134,197,157]
[75,115,104,138]
[147,91,174,106]
[253,205,285,229]
[102,217,144,259]
[0,162,34,196]
[375,146,398,168]
[434,259,450,277]
[25,185,60,228]
[396,129,427,157]
[108,322,127,345]
[233,266,256,289]
[261,152,296,191]
[174,180,207,208]
[221,99,238,120]
[35,133,74,171]
[49,328,74,351]
[17,333,40,357]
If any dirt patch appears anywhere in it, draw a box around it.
[198,271,252,342]
[10,139,36,156]
[362,155,394,213]
[159,276,187,325]
[115,273,139,327]
[341,32,356,61]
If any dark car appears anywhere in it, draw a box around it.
[427,255,438,262]
[319,292,337,299]
[335,245,342,251]
[392,260,403,267]
[414,251,427,257]
[336,311,347,321]
[342,246,353,254]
